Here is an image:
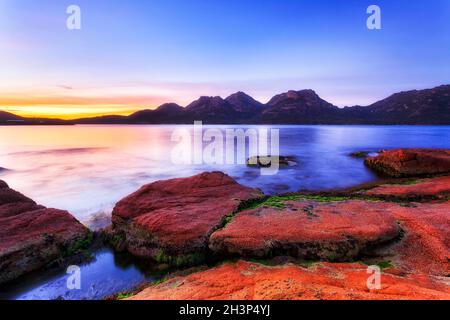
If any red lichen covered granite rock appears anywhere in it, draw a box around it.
[365,176,450,199]
[209,199,400,260]
[128,260,450,300]
[373,201,450,276]
[364,148,450,177]
[0,180,90,284]
[111,172,263,263]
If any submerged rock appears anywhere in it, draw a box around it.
[365,148,450,177]
[128,260,450,300]
[246,156,298,168]
[0,180,90,285]
[209,199,400,260]
[349,151,379,158]
[111,172,264,265]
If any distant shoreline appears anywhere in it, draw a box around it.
[1,84,449,126]
[1,123,450,127]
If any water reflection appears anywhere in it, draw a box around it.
[0,249,159,300]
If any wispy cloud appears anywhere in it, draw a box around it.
[57,85,73,90]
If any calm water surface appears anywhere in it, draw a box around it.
[0,124,449,299]
[0,249,156,300]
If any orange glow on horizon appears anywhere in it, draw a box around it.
[0,105,145,120]
[0,89,167,119]
[20,110,141,120]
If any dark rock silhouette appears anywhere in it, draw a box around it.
[0,111,67,125]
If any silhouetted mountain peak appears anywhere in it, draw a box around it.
[156,103,183,113]
[186,96,230,111]
[267,89,328,106]
[225,91,264,114]
[226,91,253,101]
[258,89,340,124]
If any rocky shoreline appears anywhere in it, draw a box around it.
[1,148,449,300]
[116,148,450,300]
[115,172,450,299]
[0,181,92,285]
[128,261,449,300]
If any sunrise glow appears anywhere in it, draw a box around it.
[0,0,449,119]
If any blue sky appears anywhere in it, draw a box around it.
[0,0,449,118]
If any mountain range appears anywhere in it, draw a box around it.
[1,85,449,125]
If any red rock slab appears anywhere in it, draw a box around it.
[209,200,400,260]
[112,172,264,259]
[365,148,450,177]
[0,181,42,218]
[0,180,90,284]
[365,176,450,198]
[378,201,450,276]
[128,260,450,300]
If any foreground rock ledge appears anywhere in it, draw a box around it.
[370,201,450,276]
[365,148,450,177]
[128,261,450,300]
[111,172,263,264]
[364,175,450,199]
[210,199,400,260]
[0,180,90,284]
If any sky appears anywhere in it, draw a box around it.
[0,0,449,119]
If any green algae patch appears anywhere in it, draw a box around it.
[350,151,371,158]
[298,195,351,202]
[389,179,419,186]
[231,195,353,212]
[155,249,206,268]
[116,292,134,300]
[62,232,94,258]
[361,260,395,271]
[260,196,302,209]
[258,195,352,209]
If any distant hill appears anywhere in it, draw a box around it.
[0,111,67,125]
[225,91,265,120]
[184,96,240,123]
[128,103,185,123]
[0,111,23,122]
[1,85,449,125]
[259,89,341,124]
[342,85,450,124]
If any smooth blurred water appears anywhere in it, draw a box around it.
[0,124,449,300]
[1,125,450,227]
